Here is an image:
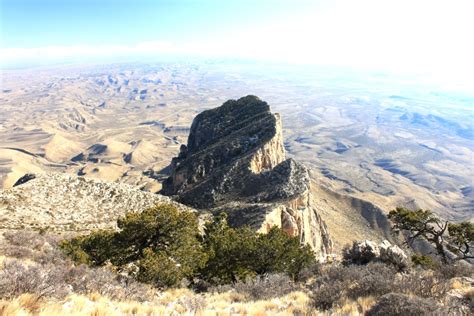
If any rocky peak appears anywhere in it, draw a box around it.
[162,96,285,203]
[187,95,275,153]
[161,96,332,260]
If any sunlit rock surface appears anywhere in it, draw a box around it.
[161,96,332,259]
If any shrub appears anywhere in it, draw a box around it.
[310,280,345,310]
[59,236,91,264]
[389,207,474,263]
[411,253,438,270]
[210,273,299,301]
[61,205,316,288]
[308,262,399,310]
[366,293,446,316]
[199,215,257,284]
[0,258,152,301]
[0,259,66,299]
[136,249,184,288]
[401,269,449,300]
[3,230,49,249]
[435,262,474,280]
[342,241,379,265]
[445,288,474,315]
[346,263,399,299]
[2,230,65,264]
[61,204,207,288]
[253,227,315,280]
[297,262,322,283]
[65,264,151,300]
[2,245,34,259]
[463,289,474,313]
[199,213,315,284]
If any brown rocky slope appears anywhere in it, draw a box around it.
[161,96,333,259]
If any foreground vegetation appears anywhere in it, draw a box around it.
[60,204,315,288]
[0,204,473,315]
[389,207,473,263]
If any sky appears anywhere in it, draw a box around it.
[1,0,474,88]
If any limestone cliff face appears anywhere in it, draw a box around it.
[161,96,332,259]
[249,113,286,174]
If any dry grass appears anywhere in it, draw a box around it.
[2,230,471,315]
[0,290,310,316]
[328,296,377,316]
[450,279,463,290]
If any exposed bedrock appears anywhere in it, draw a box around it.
[161,95,333,259]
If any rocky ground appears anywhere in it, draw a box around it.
[0,173,194,233]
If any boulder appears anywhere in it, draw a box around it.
[379,240,409,270]
[343,240,380,264]
[344,239,409,269]
[13,173,36,187]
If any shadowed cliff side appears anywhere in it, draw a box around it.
[161,96,332,260]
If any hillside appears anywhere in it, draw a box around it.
[0,173,194,233]
[0,96,392,254]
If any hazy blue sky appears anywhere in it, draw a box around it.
[1,0,473,88]
[1,0,313,48]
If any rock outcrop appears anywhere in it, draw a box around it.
[12,173,36,187]
[344,240,409,269]
[161,96,332,259]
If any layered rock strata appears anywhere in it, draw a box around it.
[161,96,332,259]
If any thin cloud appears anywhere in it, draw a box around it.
[1,0,473,92]
[0,41,177,62]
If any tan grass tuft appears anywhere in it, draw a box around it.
[17,294,42,314]
[0,289,312,316]
[0,297,29,316]
[330,296,376,316]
